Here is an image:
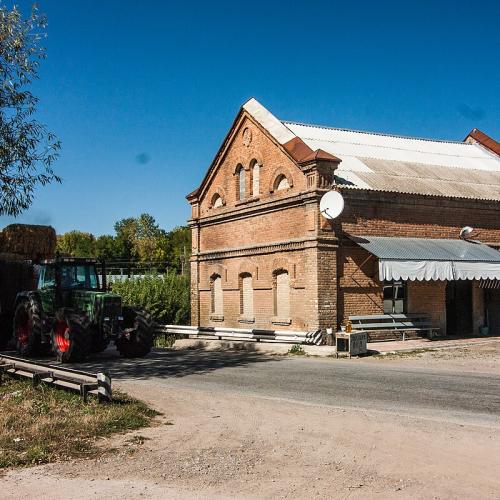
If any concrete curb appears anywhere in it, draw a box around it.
[172,338,337,357]
[172,337,500,358]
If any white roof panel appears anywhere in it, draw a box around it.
[287,123,499,172]
[242,99,500,201]
[243,98,295,145]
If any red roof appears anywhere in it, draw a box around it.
[298,148,341,164]
[465,128,500,156]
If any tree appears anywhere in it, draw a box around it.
[0,4,61,216]
[56,215,192,273]
[165,226,191,274]
[57,231,95,257]
[114,217,138,260]
[114,213,165,262]
[95,234,119,260]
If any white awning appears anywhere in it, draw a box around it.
[453,261,500,280]
[349,235,500,282]
[379,260,500,281]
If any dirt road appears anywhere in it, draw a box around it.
[3,340,500,499]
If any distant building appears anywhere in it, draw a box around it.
[187,99,500,338]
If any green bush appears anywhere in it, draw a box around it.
[110,272,190,325]
[288,344,305,355]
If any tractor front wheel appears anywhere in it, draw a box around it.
[116,307,153,358]
[90,326,110,353]
[13,300,43,357]
[51,309,91,363]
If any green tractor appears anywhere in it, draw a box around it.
[12,256,153,362]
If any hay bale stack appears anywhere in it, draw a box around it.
[0,224,57,261]
[0,252,29,262]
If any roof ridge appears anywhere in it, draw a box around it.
[283,120,471,145]
[336,184,500,203]
[294,139,492,159]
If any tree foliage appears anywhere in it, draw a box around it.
[56,213,192,273]
[114,213,163,262]
[0,3,61,216]
[110,273,190,325]
[57,231,95,258]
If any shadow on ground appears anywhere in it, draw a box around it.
[68,346,280,380]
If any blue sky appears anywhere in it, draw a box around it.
[1,0,499,235]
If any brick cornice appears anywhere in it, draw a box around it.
[192,235,339,261]
[188,190,325,227]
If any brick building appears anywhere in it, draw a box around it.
[187,99,500,337]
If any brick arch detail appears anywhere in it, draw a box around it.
[237,260,258,279]
[233,161,252,174]
[207,264,228,288]
[249,154,264,168]
[233,162,244,175]
[271,257,297,287]
[268,166,295,193]
[209,186,227,208]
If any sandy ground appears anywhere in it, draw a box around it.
[368,337,500,374]
[2,341,500,499]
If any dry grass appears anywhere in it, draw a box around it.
[0,377,158,468]
[374,348,436,359]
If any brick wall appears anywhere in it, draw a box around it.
[407,280,447,331]
[197,114,307,218]
[339,191,500,242]
[196,246,311,331]
[188,111,500,334]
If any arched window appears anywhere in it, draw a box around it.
[274,174,290,191]
[252,161,260,197]
[236,164,245,200]
[239,273,254,318]
[211,193,223,208]
[211,274,223,316]
[273,270,290,319]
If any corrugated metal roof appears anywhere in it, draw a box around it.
[349,235,500,262]
[239,99,500,201]
[334,158,500,201]
[284,122,498,170]
[281,121,500,201]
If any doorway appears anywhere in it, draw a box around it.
[446,281,472,335]
[487,290,500,336]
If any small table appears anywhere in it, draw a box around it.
[336,330,368,357]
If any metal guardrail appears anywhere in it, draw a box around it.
[154,324,323,346]
[0,354,112,403]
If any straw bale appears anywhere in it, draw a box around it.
[0,224,56,261]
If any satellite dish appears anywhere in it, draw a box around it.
[459,226,474,240]
[320,191,345,220]
[459,226,481,244]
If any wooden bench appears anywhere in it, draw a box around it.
[348,314,438,342]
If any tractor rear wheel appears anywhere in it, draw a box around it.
[13,299,43,356]
[0,313,13,349]
[116,307,153,358]
[51,309,91,363]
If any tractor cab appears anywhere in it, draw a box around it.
[36,257,106,314]
[38,257,101,292]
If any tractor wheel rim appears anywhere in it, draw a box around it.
[54,320,71,353]
[17,320,31,347]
